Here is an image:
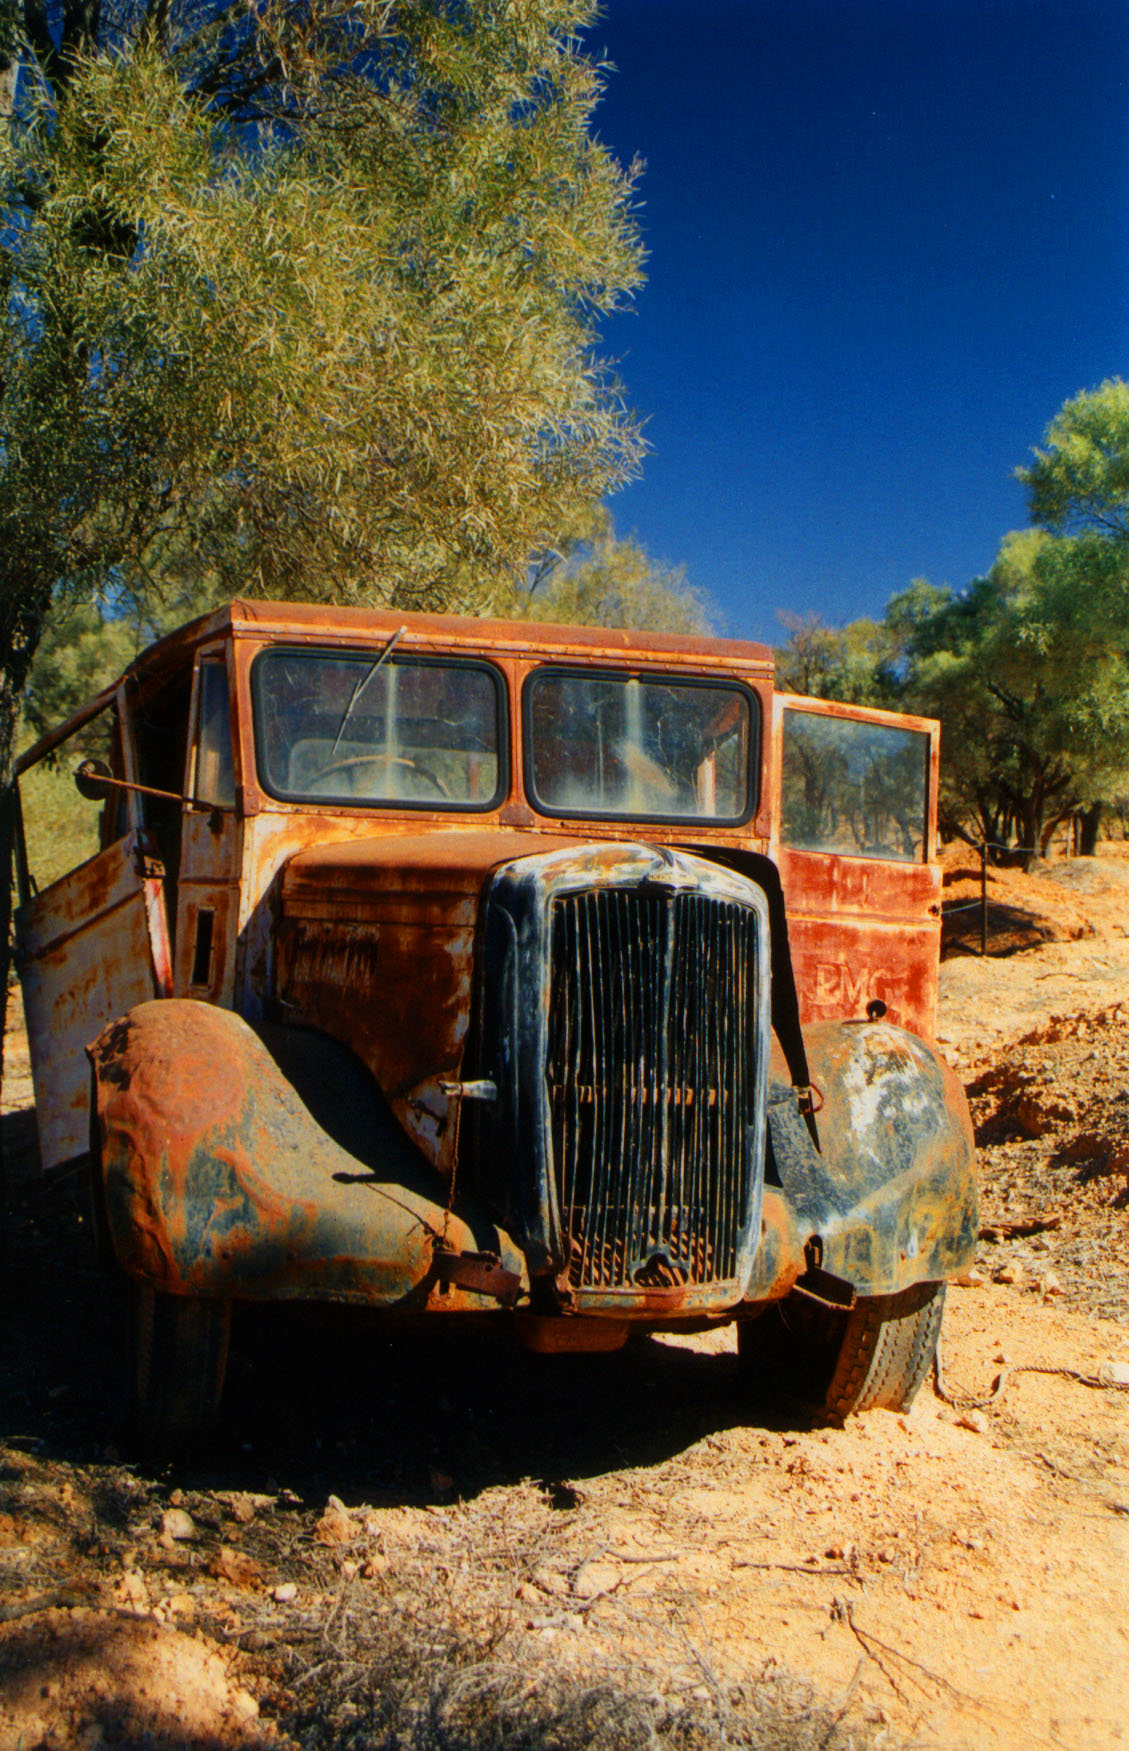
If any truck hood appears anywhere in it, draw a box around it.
[276,829,618,1172]
[280,828,597,925]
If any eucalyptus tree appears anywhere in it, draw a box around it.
[773,609,900,706]
[1020,377,1129,546]
[1016,378,1129,847]
[900,531,1129,860]
[0,1,645,1048]
[0,0,645,774]
[515,504,713,634]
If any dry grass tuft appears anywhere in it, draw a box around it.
[269,1539,880,1751]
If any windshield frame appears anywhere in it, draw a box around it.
[250,646,509,813]
[522,664,759,827]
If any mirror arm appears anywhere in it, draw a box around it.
[74,759,230,816]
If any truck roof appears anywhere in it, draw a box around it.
[211,597,775,666]
[16,599,776,774]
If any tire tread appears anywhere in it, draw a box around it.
[133,1287,231,1454]
[739,1281,946,1420]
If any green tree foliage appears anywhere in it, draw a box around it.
[899,530,1129,858]
[773,609,899,705]
[0,1,647,1047]
[511,504,713,634]
[1016,377,1129,847]
[1020,377,1129,543]
[776,386,1129,862]
[0,0,646,788]
[21,604,144,745]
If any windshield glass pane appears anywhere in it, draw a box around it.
[526,671,753,821]
[780,709,929,862]
[253,650,502,808]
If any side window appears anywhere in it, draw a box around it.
[130,667,193,915]
[192,659,235,807]
[780,708,930,864]
[17,701,129,896]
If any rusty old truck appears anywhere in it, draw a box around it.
[12,601,975,1447]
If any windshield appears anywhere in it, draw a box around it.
[780,708,930,862]
[525,670,754,822]
[252,649,503,809]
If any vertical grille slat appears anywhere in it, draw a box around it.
[622,889,645,1274]
[717,903,733,1273]
[667,897,688,1266]
[546,886,761,1294]
[584,894,606,1283]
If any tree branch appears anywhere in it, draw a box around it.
[23,0,57,88]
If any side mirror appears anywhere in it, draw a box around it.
[74,758,114,801]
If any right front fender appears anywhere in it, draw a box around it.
[87,999,528,1309]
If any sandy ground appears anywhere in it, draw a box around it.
[1,849,1127,1751]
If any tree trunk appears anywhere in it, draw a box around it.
[1078,802,1103,857]
[0,671,20,1056]
[1016,799,1043,871]
[0,57,19,119]
[1039,810,1073,860]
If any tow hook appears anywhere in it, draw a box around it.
[432,1243,522,1307]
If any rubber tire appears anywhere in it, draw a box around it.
[824,1281,945,1418]
[738,1280,946,1420]
[132,1286,231,1455]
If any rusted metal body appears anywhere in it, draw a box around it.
[769,692,942,1036]
[748,1023,976,1303]
[13,599,974,1366]
[17,829,173,1168]
[89,999,527,1310]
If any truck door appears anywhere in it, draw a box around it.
[14,686,174,1172]
[770,694,942,1038]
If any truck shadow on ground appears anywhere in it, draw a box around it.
[1,1108,810,1508]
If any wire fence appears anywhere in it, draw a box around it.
[940,838,1042,953]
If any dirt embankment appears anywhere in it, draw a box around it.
[1,849,1127,1751]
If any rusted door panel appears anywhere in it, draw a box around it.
[770,691,942,1040]
[179,806,240,883]
[777,847,941,1035]
[16,830,173,1170]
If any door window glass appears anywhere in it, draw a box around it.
[780,709,929,863]
[18,703,127,894]
[193,660,235,807]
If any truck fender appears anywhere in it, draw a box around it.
[87,999,527,1308]
[747,1019,977,1302]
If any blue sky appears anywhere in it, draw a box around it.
[586,0,1129,643]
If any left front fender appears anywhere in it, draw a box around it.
[746,1019,977,1301]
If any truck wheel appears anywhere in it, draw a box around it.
[738,1280,945,1419]
[823,1282,945,1418]
[132,1286,231,1454]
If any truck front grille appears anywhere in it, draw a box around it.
[546,888,760,1293]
